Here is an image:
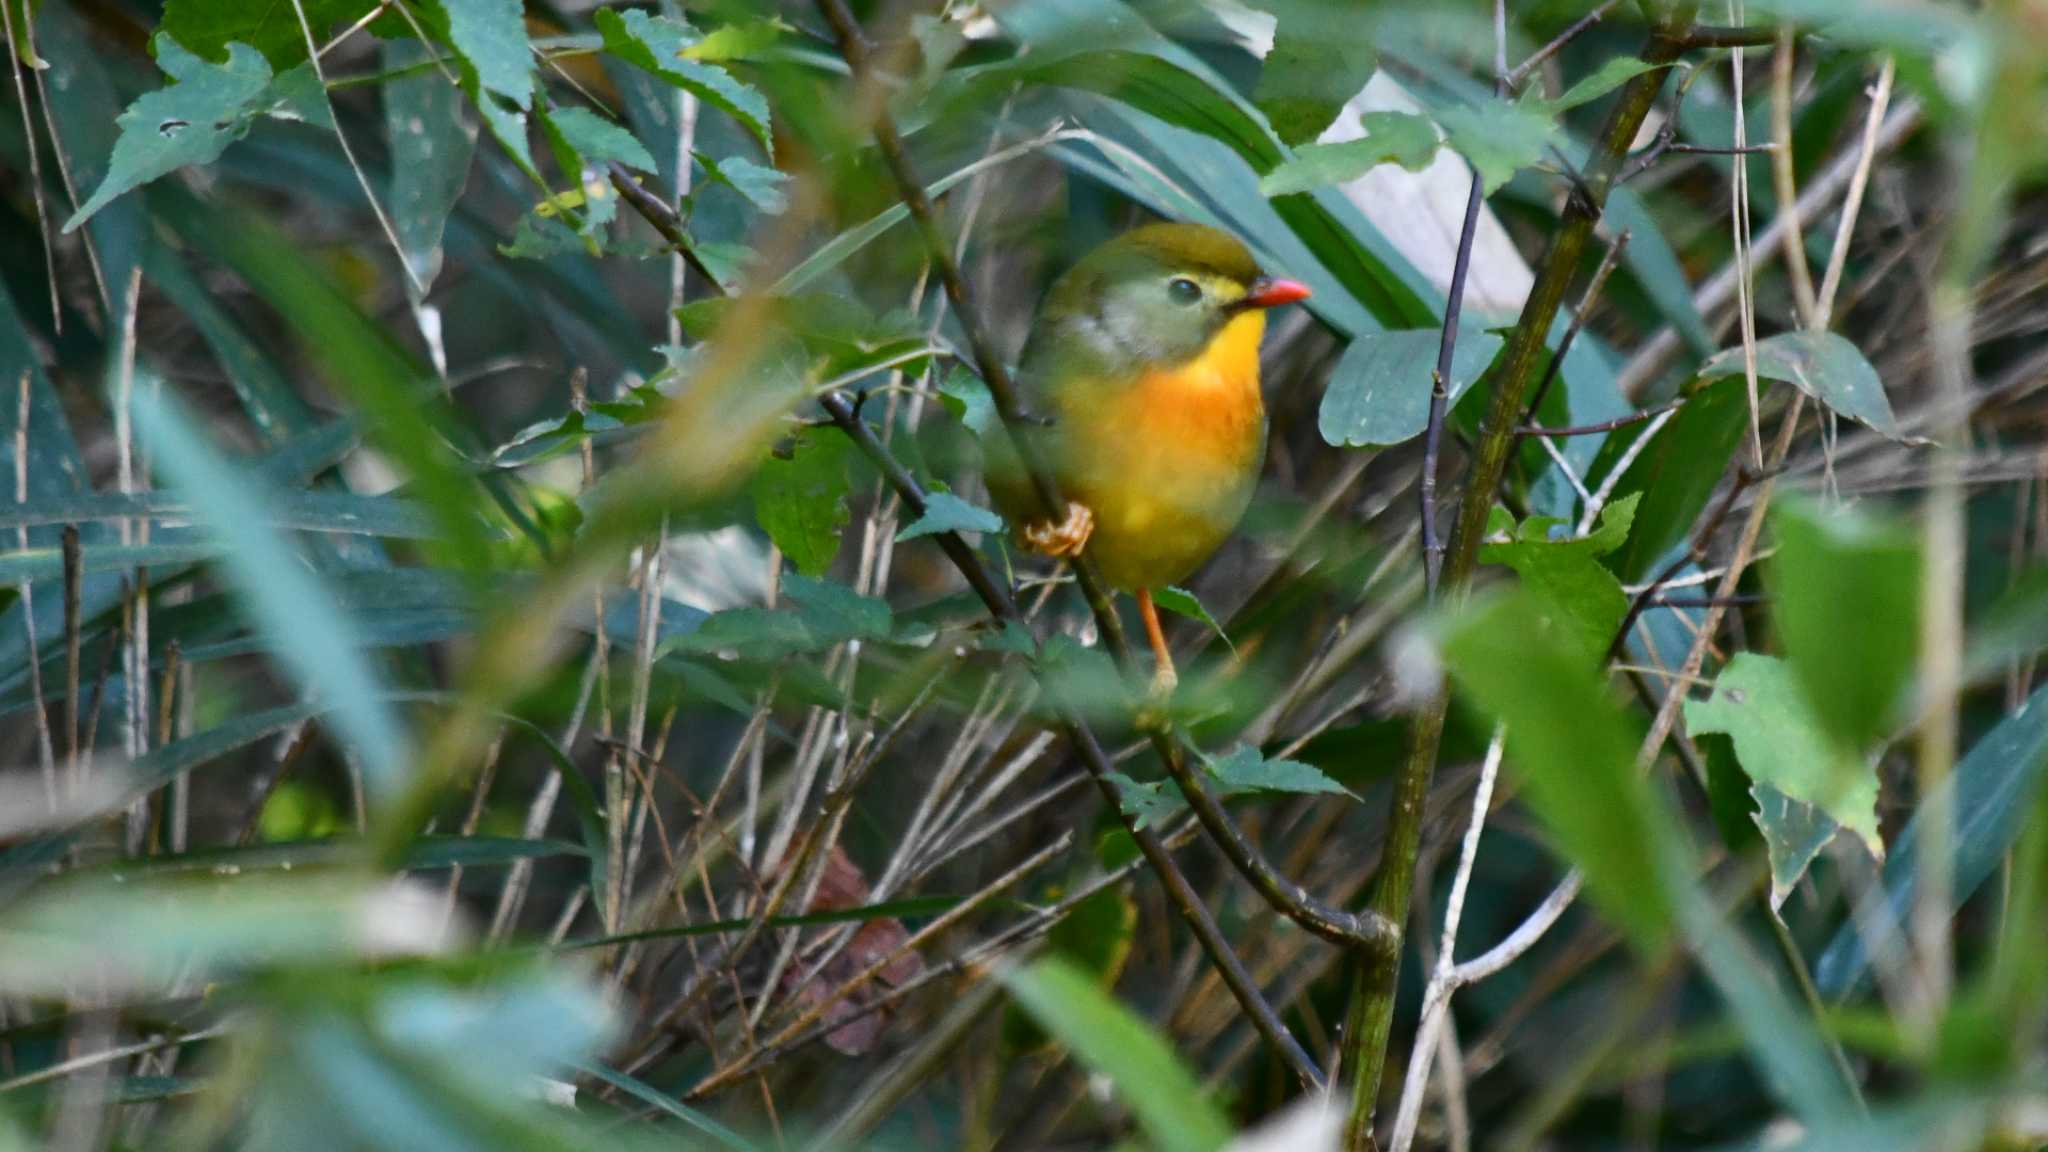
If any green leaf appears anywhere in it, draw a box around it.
[1601,374,1751,582]
[1318,327,1503,448]
[1531,56,1669,113]
[781,573,892,645]
[572,1061,760,1152]
[751,431,851,577]
[1000,957,1233,1152]
[1253,9,1375,146]
[898,491,1004,541]
[1437,99,1560,195]
[383,40,479,295]
[1439,589,1676,949]
[539,105,654,238]
[1683,653,1882,859]
[938,365,997,438]
[1258,111,1441,196]
[1752,782,1843,911]
[1699,330,1907,440]
[64,37,274,232]
[441,0,532,109]
[1150,585,1230,651]
[696,152,788,214]
[596,7,772,154]
[0,872,435,995]
[1768,497,1920,752]
[1204,744,1353,798]
[1480,493,1642,664]
[1106,772,1184,831]
[159,0,378,69]
[135,387,411,801]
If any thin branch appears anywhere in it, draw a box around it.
[1617,100,1921,397]
[810,0,1393,984]
[1521,228,1631,423]
[1518,400,1679,438]
[1506,1,1620,90]
[1345,10,1699,1142]
[815,391,1327,1088]
[1389,728,1505,1152]
[1421,165,1488,601]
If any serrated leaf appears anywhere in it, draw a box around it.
[1258,111,1441,196]
[696,152,788,214]
[751,431,850,577]
[1753,783,1841,912]
[898,491,1003,541]
[1151,585,1230,651]
[159,0,377,70]
[1684,653,1882,859]
[597,7,772,155]
[1480,493,1641,664]
[1106,773,1184,831]
[64,37,274,232]
[540,105,653,236]
[1253,11,1375,147]
[442,0,532,109]
[1204,744,1353,799]
[937,365,996,438]
[1318,327,1502,448]
[1698,331,1907,440]
[544,106,655,173]
[781,573,891,645]
[1768,497,1920,752]
[1437,99,1561,195]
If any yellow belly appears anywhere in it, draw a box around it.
[1052,312,1267,590]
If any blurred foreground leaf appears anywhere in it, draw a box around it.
[1769,497,1921,751]
[1001,956,1232,1152]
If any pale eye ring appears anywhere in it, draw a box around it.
[1167,276,1202,304]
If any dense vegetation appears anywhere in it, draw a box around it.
[1,0,2045,1149]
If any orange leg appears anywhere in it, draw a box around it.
[1136,587,1177,695]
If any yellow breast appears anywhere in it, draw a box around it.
[1055,312,1267,590]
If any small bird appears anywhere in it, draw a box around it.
[987,222,1312,693]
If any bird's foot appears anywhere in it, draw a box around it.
[1022,501,1094,558]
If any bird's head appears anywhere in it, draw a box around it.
[1042,222,1312,371]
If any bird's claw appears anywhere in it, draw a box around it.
[1022,501,1094,558]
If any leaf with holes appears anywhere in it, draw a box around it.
[1685,653,1883,862]
[1258,111,1441,197]
[1318,327,1502,448]
[1699,330,1909,440]
[65,37,274,232]
[159,0,378,69]
[751,430,851,578]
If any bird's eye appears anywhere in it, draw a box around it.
[1167,277,1202,304]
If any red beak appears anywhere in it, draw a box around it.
[1241,276,1313,310]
